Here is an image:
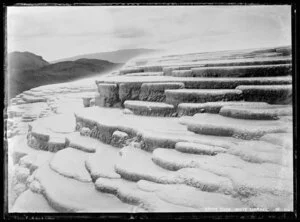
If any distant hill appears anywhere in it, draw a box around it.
[8,51,49,71]
[51,48,159,64]
[7,52,122,99]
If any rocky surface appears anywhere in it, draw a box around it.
[7,48,293,213]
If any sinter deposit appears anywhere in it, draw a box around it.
[7,49,293,212]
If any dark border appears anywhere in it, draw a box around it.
[2,1,299,220]
[1,0,299,6]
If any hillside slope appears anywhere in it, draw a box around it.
[7,52,122,99]
[51,48,159,64]
[8,51,49,71]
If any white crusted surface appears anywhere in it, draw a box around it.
[49,147,92,182]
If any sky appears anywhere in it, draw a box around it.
[6,5,291,62]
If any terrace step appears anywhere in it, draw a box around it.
[30,114,76,134]
[162,58,292,75]
[20,95,47,103]
[163,66,203,76]
[99,76,292,89]
[227,141,292,166]
[19,151,54,173]
[124,100,176,117]
[96,76,291,105]
[85,144,122,181]
[119,67,144,75]
[125,72,163,77]
[115,146,235,195]
[151,148,293,200]
[260,133,293,150]
[165,89,243,106]
[139,82,184,102]
[66,132,105,153]
[152,148,292,178]
[95,178,243,211]
[74,107,239,151]
[140,130,237,152]
[49,147,92,182]
[27,130,68,152]
[46,136,68,152]
[171,70,193,77]
[115,146,171,183]
[26,114,76,151]
[136,181,244,210]
[152,148,212,171]
[94,178,198,212]
[190,64,291,77]
[22,90,43,97]
[177,101,271,116]
[9,135,46,165]
[236,85,292,104]
[33,163,134,212]
[95,83,119,107]
[180,113,291,140]
[11,190,57,212]
[219,105,292,120]
[201,58,292,67]
[138,65,163,72]
[94,177,136,195]
[175,142,227,155]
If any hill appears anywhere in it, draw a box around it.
[51,48,159,64]
[8,51,49,71]
[7,52,122,99]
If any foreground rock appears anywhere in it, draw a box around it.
[33,163,134,212]
[49,147,92,182]
[11,190,57,213]
[94,178,198,212]
[85,144,122,181]
[152,148,293,204]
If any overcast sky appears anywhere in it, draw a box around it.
[7,5,291,61]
